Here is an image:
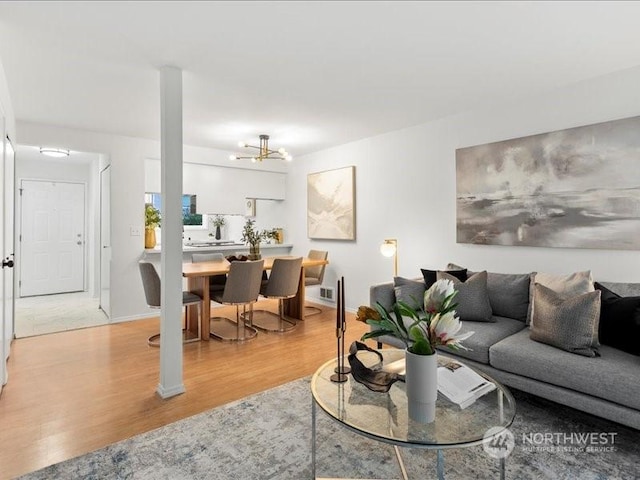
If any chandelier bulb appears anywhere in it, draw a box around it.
[251,157,257,163]
[238,141,246,148]
[229,155,237,161]
[285,155,293,162]
[278,147,286,154]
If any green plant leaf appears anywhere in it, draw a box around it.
[408,337,434,355]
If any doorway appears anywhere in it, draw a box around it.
[20,179,85,296]
[13,146,109,338]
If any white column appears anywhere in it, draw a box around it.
[157,66,185,398]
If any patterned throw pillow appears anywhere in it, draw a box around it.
[528,270,595,325]
[436,270,493,322]
[530,283,601,357]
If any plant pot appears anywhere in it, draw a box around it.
[144,227,156,249]
[215,225,221,240]
[248,244,261,260]
[405,349,437,423]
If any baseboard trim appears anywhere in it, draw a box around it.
[110,313,158,324]
[306,296,356,314]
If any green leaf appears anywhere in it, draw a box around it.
[409,338,434,355]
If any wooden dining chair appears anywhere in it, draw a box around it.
[139,261,202,347]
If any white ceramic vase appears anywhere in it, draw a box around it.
[405,349,437,423]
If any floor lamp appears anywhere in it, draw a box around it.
[380,239,398,277]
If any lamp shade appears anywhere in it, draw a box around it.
[380,240,397,257]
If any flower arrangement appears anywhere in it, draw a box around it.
[145,204,161,229]
[241,219,279,247]
[358,279,473,355]
[212,215,225,228]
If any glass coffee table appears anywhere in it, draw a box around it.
[311,349,516,480]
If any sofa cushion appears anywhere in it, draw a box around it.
[437,270,493,322]
[486,272,531,322]
[528,270,595,325]
[595,282,640,356]
[421,268,467,289]
[393,277,426,311]
[530,284,601,357]
[436,315,526,364]
[490,329,640,411]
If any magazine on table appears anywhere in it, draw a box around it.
[437,358,496,408]
[381,356,496,409]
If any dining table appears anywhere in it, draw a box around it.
[182,256,329,340]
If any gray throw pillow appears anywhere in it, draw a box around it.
[486,272,531,322]
[530,283,601,357]
[437,270,493,322]
[393,277,426,311]
[527,270,594,325]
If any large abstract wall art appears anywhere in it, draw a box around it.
[456,116,640,250]
[308,166,356,240]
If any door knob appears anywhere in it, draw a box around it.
[1,258,14,269]
[77,241,83,245]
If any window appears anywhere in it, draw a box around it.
[145,193,203,227]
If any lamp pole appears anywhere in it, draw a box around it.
[380,239,398,277]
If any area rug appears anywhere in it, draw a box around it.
[20,378,640,479]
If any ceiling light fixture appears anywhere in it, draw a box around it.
[229,134,292,163]
[39,147,70,158]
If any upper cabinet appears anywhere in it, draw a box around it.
[145,159,286,214]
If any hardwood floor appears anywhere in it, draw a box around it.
[0,300,369,479]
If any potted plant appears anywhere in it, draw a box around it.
[241,219,279,260]
[211,215,225,240]
[144,203,161,248]
[357,279,472,422]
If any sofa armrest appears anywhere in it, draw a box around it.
[370,281,396,311]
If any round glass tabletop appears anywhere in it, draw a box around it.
[311,349,516,449]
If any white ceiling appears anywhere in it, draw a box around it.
[2,1,640,157]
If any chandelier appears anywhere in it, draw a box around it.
[229,134,292,163]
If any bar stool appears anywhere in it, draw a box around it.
[304,250,328,317]
[139,261,202,347]
[209,259,264,342]
[251,257,303,333]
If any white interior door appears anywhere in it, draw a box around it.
[99,165,110,318]
[20,180,85,297]
[0,113,6,388]
[3,137,15,370]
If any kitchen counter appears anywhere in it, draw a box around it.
[143,243,293,254]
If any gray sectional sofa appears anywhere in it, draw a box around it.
[370,276,640,430]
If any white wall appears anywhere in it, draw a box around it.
[0,60,15,141]
[16,121,290,322]
[287,65,640,312]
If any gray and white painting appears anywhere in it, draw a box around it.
[456,116,640,250]
[307,166,355,240]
